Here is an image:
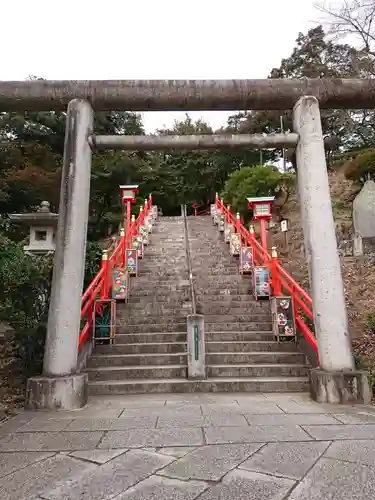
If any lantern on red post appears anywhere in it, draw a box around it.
[247,196,275,254]
[119,185,139,233]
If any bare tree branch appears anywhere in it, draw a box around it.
[315,0,375,56]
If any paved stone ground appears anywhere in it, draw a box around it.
[1,392,375,499]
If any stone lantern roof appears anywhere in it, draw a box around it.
[9,201,59,227]
[9,201,59,255]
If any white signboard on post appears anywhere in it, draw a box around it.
[281,220,288,233]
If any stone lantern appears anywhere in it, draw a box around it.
[9,201,59,256]
[247,196,275,251]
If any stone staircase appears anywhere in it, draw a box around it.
[87,215,309,395]
[189,216,309,392]
[87,217,190,395]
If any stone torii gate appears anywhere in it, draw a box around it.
[1,79,371,409]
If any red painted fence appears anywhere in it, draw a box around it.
[79,196,152,350]
[216,196,318,356]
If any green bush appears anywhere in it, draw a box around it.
[0,234,101,378]
[221,164,294,218]
[343,149,375,184]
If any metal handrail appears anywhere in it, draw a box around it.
[182,204,197,315]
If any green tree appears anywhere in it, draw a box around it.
[239,26,375,156]
[221,165,294,217]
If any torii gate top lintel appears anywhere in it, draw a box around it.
[0,78,374,111]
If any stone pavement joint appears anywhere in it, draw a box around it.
[0,392,375,499]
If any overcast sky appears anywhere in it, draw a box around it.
[1,0,317,132]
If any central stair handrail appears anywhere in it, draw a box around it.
[182,204,197,315]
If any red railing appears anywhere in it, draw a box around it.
[191,204,210,216]
[78,195,153,350]
[216,196,318,355]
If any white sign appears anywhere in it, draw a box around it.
[281,220,288,232]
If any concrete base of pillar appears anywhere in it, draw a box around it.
[187,314,206,380]
[25,373,88,410]
[310,368,371,405]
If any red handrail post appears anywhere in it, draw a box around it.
[271,246,282,296]
[259,218,268,254]
[215,192,219,209]
[120,228,126,267]
[148,193,152,210]
[249,224,257,264]
[100,250,110,299]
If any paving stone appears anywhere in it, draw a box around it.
[119,407,202,418]
[287,457,375,499]
[99,427,204,449]
[157,413,248,428]
[197,469,295,500]
[0,413,36,435]
[37,409,124,420]
[41,449,174,500]
[244,413,340,426]
[0,453,95,500]
[0,431,104,451]
[0,451,54,478]
[156,446,197,457]
[204,424,313,444]
[115,475,209,499]
[324,439,375,466]
[262,393,311,403]
[69,449,128,464]
[302,424,375,440]
[332,412,375,424]
[275,402,329,414]
[159,443,262,481]
[65,416,157,431]
[201,402,283,415]
[16,418,74,432]
[239,441,330,480]
[107,398,167,408]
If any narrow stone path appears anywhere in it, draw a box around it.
[0,393,374,499]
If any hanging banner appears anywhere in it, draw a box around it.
[230,233,241,257]
[224,223,233,244]
[112,268,129,300]
[271,296,296,341]
[126,248,138,276]
[213,209,220,226]
[140,225,149,245]
[252,266,270,299]
[240,247,253,274]
[218,214,225,232]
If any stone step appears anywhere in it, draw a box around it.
[205,331,274,341]
[116,323,187,333]
[117,313,271,324]
[202,314,271,323]
[117,315,189,325]
[205,322,272,332]
[130,287,190,296]
[114,332,187,343]
[206,340,296,352]
[95,342,188,355]
[88,376,310,395]
[206,352,305,365]
[89,352,187,367]
[207,364,309,378]
[124,304,267,314]
[129,287,249,297]
[86,365,188,381]
[127,295,263,305]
